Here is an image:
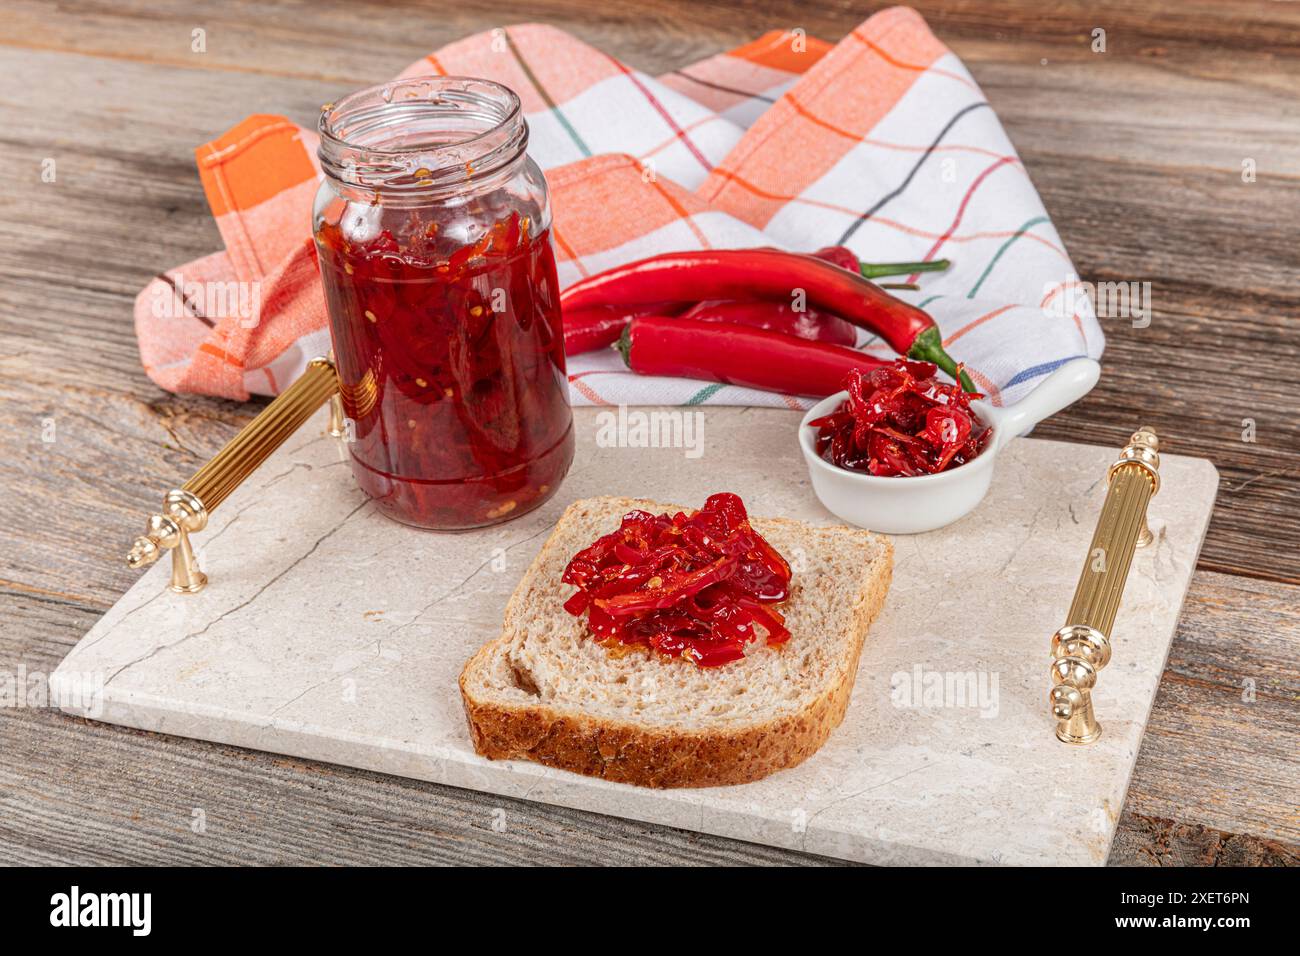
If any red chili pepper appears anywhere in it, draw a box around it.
[563,306,639,355]
[752,244,949,280]
[562,303,680,356]
[617,316,887,397]
[809,245,860,273]
[562,249,973,391]
[811,245,951,281]
[678,299,858,346]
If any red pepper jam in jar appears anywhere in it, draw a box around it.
[313,78,574,530]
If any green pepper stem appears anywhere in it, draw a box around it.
[615,324,634,367]
[860,258,950,280]
[908,326,977,392]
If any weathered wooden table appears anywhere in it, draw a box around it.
[1,0,1296,865]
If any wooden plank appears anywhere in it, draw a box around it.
[1123,572,1300,844]
[1112,812,1298,866]
[9,1,1300,169]
[10,1,1300,83]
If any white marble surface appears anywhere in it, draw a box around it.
[53,407,1218,865]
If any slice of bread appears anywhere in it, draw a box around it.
[459,496,893,788]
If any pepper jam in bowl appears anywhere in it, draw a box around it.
[560,493,793,667]
[799,357,1102,534]
[314,77,574,530]
[810,360,991,477]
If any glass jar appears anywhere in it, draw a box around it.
[313,77,574,530]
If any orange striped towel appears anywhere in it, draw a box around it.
[135,7,1101,409]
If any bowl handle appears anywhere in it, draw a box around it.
[987,357,1100,449]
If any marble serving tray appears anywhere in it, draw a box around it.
[53,407,1218,865]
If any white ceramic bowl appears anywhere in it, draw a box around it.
[798,357,1101,534]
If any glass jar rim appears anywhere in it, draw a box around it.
[318,76,527,196]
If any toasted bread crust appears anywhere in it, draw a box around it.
[459,498,893,789]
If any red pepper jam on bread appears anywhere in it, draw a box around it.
[459,496,894,788]
[559,493,792,667]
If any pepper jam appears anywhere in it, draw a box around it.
[811,359,991,476]
[561,493,793,667]
[313,78,574,530]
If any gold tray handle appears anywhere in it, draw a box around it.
[1049,427,1160,744]
[127,357,343,593]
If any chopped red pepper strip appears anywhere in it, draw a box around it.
[812,359,992,477]
[560,493,793,667]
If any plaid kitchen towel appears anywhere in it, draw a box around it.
[135,6,1102,410]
